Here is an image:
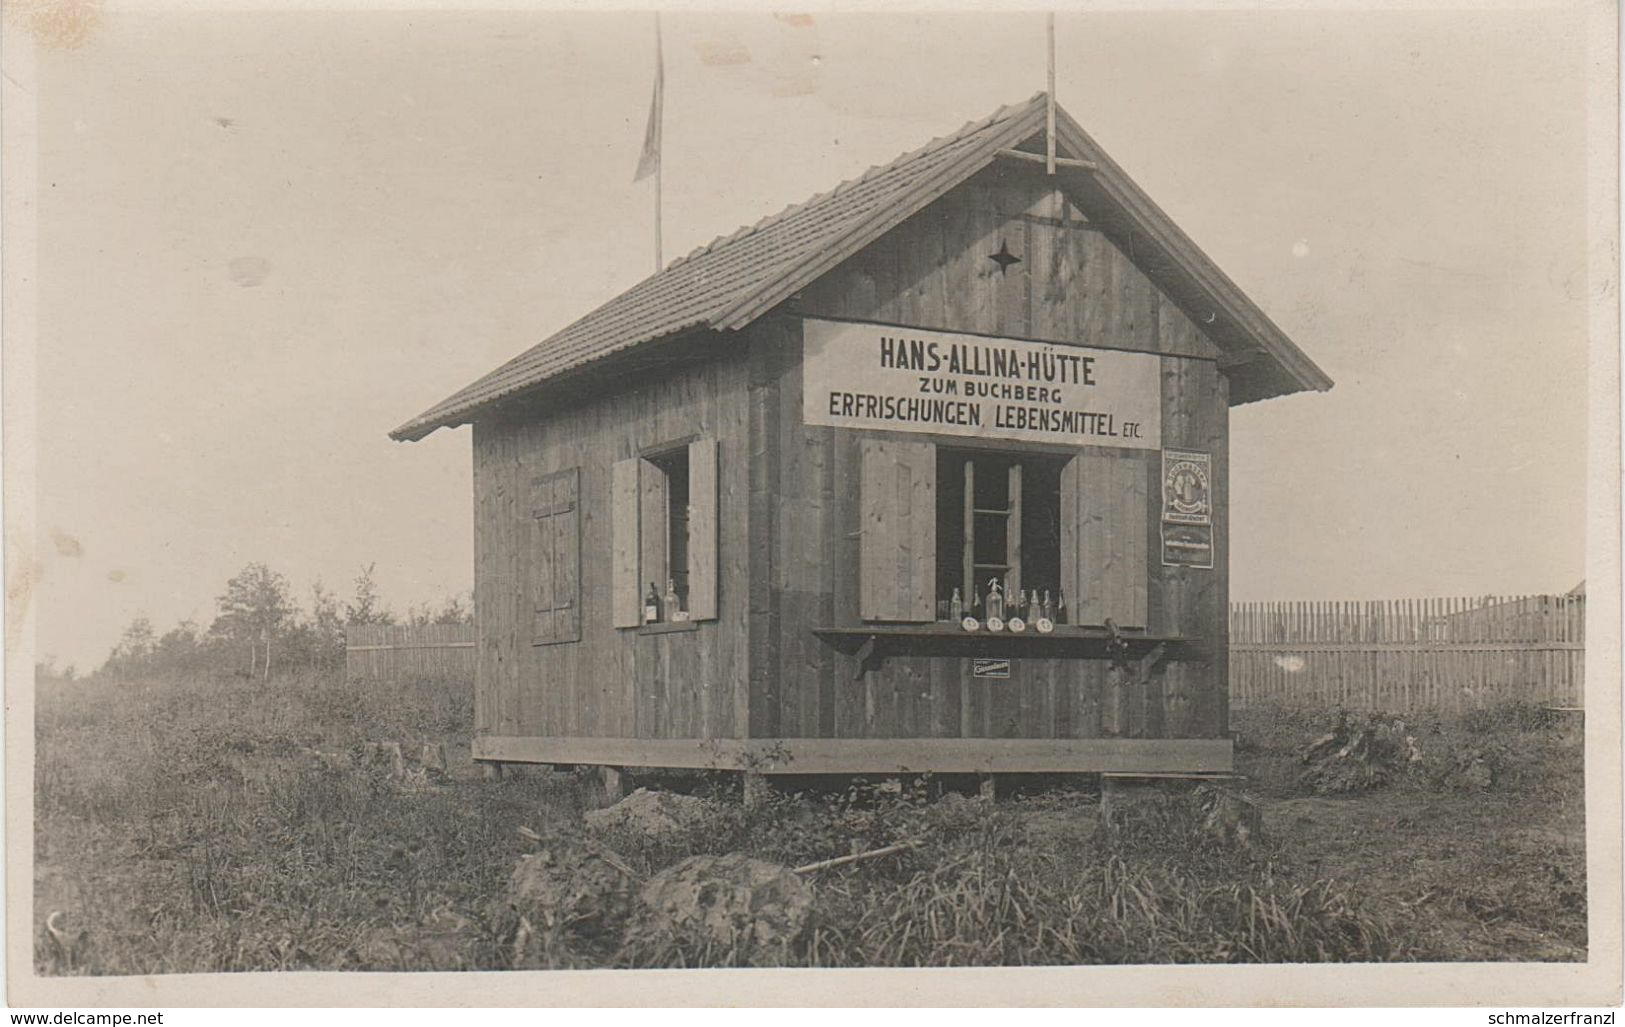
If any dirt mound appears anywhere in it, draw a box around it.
[635,853,813,958]
[1298,711,1423,794]
[509,833,637,942]
[582,788,715,843]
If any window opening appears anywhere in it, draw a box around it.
[936,449,1063,620]
[648,447,690,612]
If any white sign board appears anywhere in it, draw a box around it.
[802,318,1161,449]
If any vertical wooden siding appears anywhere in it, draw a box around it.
[472,352,751,742]
[760,165,1230,741]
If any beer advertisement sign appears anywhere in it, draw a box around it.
[1161,450,1213,525]
[1161,450,1215,568]
[802,318,1162,450]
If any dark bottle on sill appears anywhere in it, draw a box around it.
[1055,589,1067,625]
[644,582,661,624]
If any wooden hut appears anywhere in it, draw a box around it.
[391,93,1333,786]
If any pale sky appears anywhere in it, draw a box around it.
[25,4,1594,670]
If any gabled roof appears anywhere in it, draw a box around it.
[393,93,1332,441]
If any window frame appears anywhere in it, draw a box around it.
[611,435,719,629]
[642,441,693,614]
[936,447,1066,621]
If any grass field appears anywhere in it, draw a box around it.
[32,669,1587,972]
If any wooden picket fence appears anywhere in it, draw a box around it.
[345,623,475,681]
[1229,594,1586,712]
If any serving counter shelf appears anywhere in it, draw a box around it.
[811,624,1202,677]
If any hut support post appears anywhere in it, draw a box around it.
[978,773,997,802]
[742,771,771,809]
[599,766,627,804]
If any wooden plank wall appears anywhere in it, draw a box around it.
[472,352,751,741]
[345,623,476,681]
[1230,595,1586,711]
[759,165,1230,741]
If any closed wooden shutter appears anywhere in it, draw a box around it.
[687,437,719,620]
[1060,452,1148,628]
[859,438,936,622]
[530,467,580,644]
[610,457,642,627]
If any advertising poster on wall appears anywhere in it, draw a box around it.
[1161,522,1215,568]
[1162,450,1215,567]
[1161,450,1213,525]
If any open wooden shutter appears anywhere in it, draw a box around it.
[639,457,669,609]
[687,437,719,620]
[530,468,580,644]
[859,438,936,622]
[1060,452,1149,628]
[610,457,642,627]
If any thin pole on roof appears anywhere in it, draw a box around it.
[1045,12,1056,175]
[655,12,663,270]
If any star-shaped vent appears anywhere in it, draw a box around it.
[988,239,1022,275]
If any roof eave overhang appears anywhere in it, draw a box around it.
[389,323,726,441]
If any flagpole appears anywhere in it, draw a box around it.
[1045,12,1056,176]
[654,12,664,270]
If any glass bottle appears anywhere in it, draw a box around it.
[950,587,963,621]
[644,582,661,624]
[986,578,1005,621]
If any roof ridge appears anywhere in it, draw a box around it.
[660,92,1045,272]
